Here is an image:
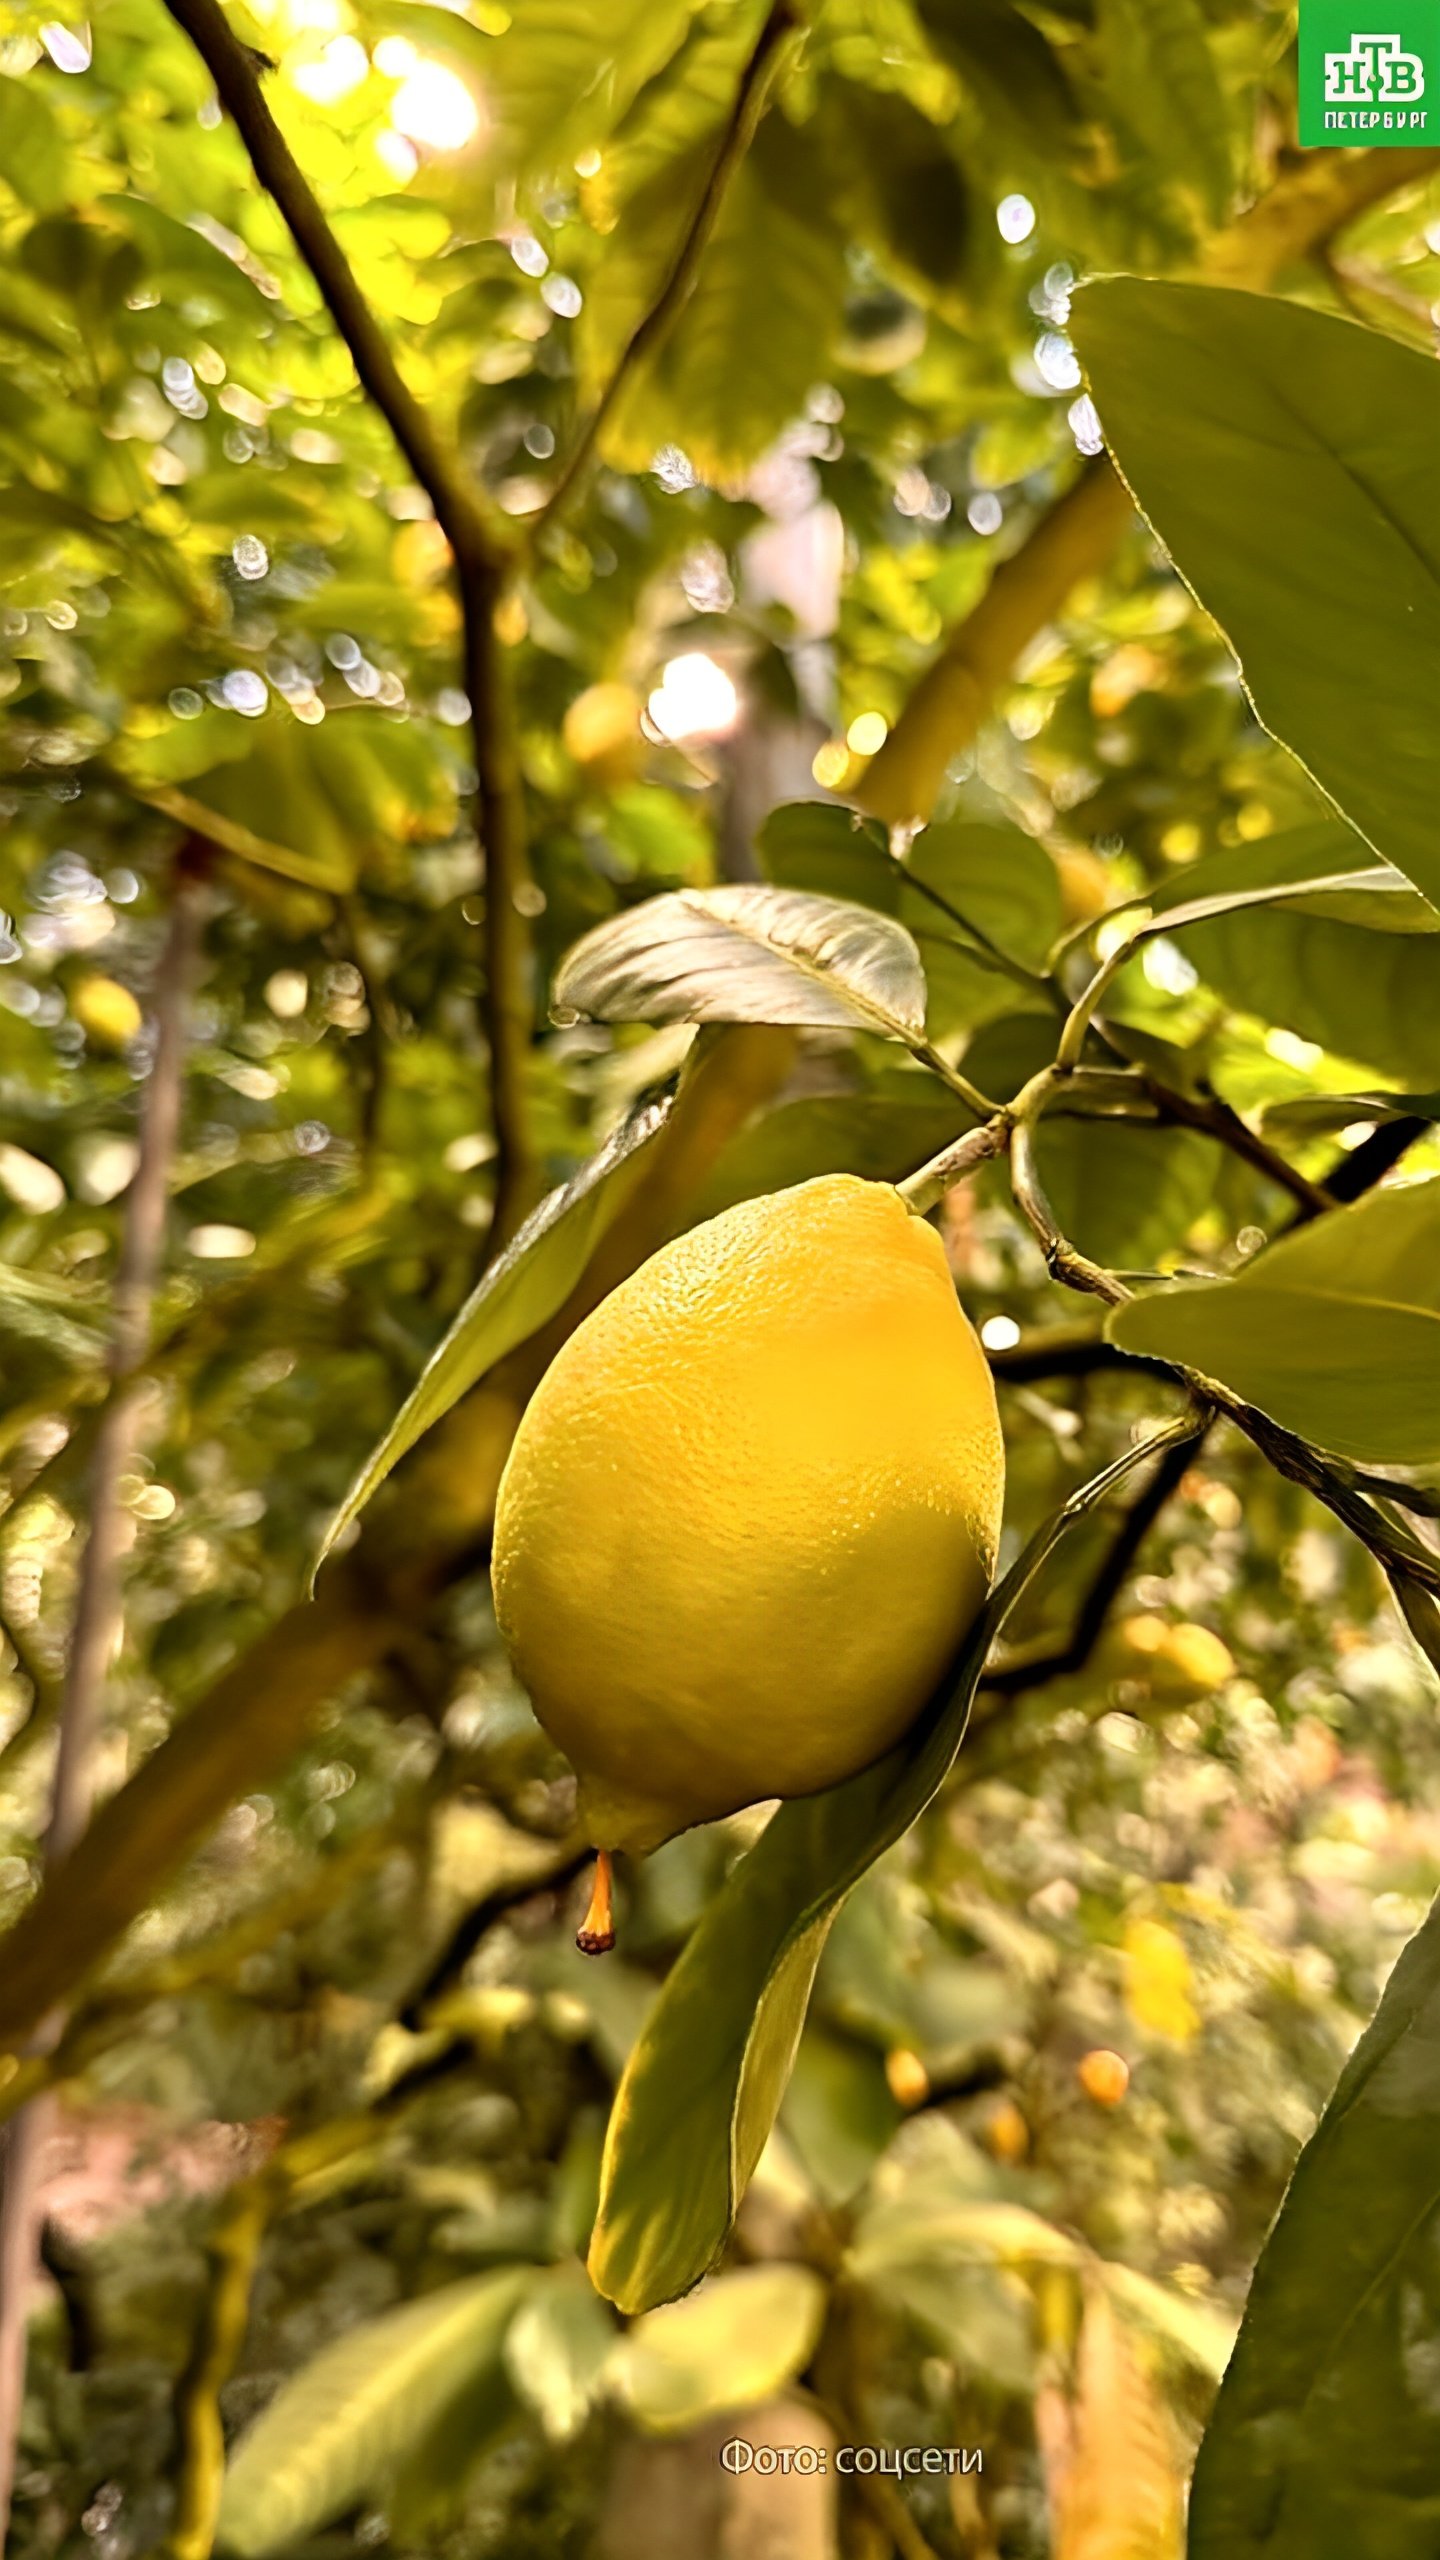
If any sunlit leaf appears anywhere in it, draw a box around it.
[610,2265,828,2435]
[1147,823,1436,938]
[503,2262,617,2446]
[315,1099,671,1578]
[1073,282,1440,911]
[1109,1179,1440,1461]
[1188,905,1440,1088]
[1097,0,1231,223]
[1048,2282,1183,2560]
[553,884,928,1040]
[217,2269,531,2557]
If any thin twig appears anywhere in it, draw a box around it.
[1009,1113,1129,1308]
[1002,1118,1440,1601]
[909,1041,1002,1123]
[162,0,536,1251]
[899,1114,1008,1215]
[1134,1076,1335,1220]
[0,862,203,2544]
[534,0,800,539]
[1331,1466,1440,1521]
[975,1422,1207,1712]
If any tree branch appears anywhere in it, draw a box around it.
[857,458,1133,826]
[857,145,1440,824]
[163,0,537,1251]
[534,0,800,538]
[1133,1076,1336,1219]
[974,1422,1206,1714]
[0,861,203,2543]
[1324,1112,1431,1202]
[163,0,500,576]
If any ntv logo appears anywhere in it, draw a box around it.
[1324,30,1425,97]
[1299,2,1437,137]
[1317,25,1431,126]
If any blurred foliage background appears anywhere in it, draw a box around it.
[2,0,1440,2551]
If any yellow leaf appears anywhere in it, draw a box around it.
[1047,2284,1184,2560]
[1123,1918,1200,2044]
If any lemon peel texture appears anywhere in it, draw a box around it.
[492,1174,1004,1854]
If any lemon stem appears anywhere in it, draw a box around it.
[576,1851,616,1957]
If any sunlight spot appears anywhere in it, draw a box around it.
[40,21,91,73]
[187,1224,257,1259]
[1142,937,1198,996]
[390,60,480,151]
[1264,1027,1324,1071]
[980,1315,1021,1351]
[288,33,368,101]
[846,710,888,758]
[646,653,739,744]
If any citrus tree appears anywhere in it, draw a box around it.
[2,0,1440,2554]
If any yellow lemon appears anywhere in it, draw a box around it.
[71,975,142,1047]
[492,1174,1004,1855]
[562,681,644,789]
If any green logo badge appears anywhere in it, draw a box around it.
[1299,2,1440,141]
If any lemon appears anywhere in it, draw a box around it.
[71,975,142,1048]
[562,682,644,790]
[492,1174,1004,1856]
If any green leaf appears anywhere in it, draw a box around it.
[609,2265,828,2434]
[1097,0,1232,222]
[1187,906,1440,1088]
[761,803,1061,967]
[1100,2263,1235,2383]
[587,1424,1190,2312]
[1038,1118,1221,1272]
[585,115,846,480]
[314,1098,670,1577]
[503,2261,617,2445]
[384,0,698,175]
[696,1079,972,1221]
[1189,1888,1440,2557]
[0,73,67,214]
[553,886,928,1041]
[1261,1088,1440,1138]
[848,2191,1075,2393]
[821,78,978,312]
[913,0,1083,167]
[0,1261,106,1370]
[216,2268,531,2557]
[1071,282,1440,912]
[1147,823,1437,939]
[780,2027,901,2206]
[1108,1179,1440,1462]
[758,802,1059,1037]
[850,2193,1080,2285]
